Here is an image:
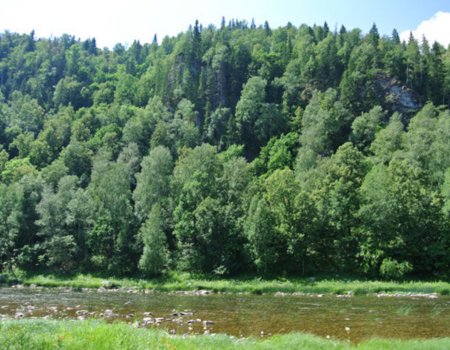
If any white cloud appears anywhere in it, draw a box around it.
[400,11,450,47]
[0,0,268,48]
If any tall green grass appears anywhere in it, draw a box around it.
[0,320,448,350]
[17,272,450,295]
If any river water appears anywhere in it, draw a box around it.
[0,287,449,342]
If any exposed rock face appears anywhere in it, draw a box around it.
[374,74,423,115]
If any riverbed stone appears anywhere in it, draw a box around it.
[76,310,89,316]
[197,290,212,295]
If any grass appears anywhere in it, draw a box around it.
[0,319,448,350]
[11,271,450,296]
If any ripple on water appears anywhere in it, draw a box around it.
[0,288,449,343]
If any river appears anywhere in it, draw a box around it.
[0,287,449,342]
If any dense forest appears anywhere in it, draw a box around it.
[0,19,449,280]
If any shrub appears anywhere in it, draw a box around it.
[379,258,412,279]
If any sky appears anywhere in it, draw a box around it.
[1,0,449,48]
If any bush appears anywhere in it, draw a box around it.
[379,258,412,279]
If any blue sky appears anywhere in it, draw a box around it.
[1,0,449,47]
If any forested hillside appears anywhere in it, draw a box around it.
[0,20,449,279]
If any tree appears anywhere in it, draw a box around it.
[178,196,229,272]
[122,96,169,154]
[1,158,38,184]
[427,42,445,105]
[167,100,200,154]
[339,43,379,114]
[61,141,93,180]
[263,168,303,271]
[0,147,8,174]
[204,107,232,148]
[235,76,285,158]
[133,146,173,222]
[53,76,91,109]
[391,29,400,45]
[402,103,438,181]
[299,143,366,272]
[172,144,251,274]
[358,158,445,276]
[314,33,339,89]
[367,23,380,47]
[9,132,34,158]
[351,106,384,152]
[86,153,134,275]
[299,88,352,157]
[117,142,141,189]
[0,182,23,273]
[0,20,449,279]
[201,43,230,116]
[35,176,79,271]
[430,109,450,186]
[92,82,115,105]
[381,30,405,80]
[216,153,252,274]
[7,174,44,270]
[370,113,404,165]
[29,139,53,168]
[5,92,46,136]
[405,33,423,93]
[173,144,221,272]
[253,132,300,177]
[114,66,138,105]
[442,168,450,217]
[245,194,281,274]
[138,204,169,276]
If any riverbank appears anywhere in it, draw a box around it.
[3,272,449,296]
[0,319,448,350]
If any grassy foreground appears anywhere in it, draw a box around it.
[0,319,448,350]
[13,272,450,295]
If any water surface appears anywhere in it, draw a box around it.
[0,287,449,342]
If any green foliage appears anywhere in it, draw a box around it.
[173,145,221,272]
[245,194,281,274]
[173,144,250,274]
[35,176,80,271]
[53,76,91,109]
[299,88,351,157]
[379,258,413,279]
[253,132,300,176]
[0,182,23,271]
[351,106,384,152]
[0,22,449,280]
[133,146,173,222]
[61,141,92,179]
[86,154,134,275]
[138,204,169,276]
[235,76,286,157]
[0,157,37,184]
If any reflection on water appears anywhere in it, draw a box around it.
[0,287,449,342]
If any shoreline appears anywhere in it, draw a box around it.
[2,273,449,296]
[5,283,444,299]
